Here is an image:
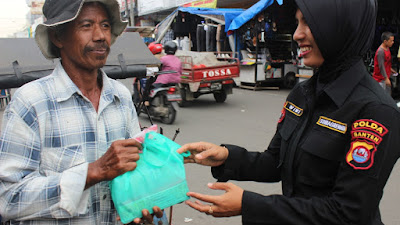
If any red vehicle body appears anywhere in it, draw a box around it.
[177,53,240,106]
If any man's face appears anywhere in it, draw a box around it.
[385,36,395,48]
[57,3,112,71]
[293,9,324,68]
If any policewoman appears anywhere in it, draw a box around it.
[177,0,400,224]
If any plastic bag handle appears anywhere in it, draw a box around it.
[142,149,190,167]
[180,151,191,157]
[141,132,188,167]
[143,131,181,167]
[141,146,172,168]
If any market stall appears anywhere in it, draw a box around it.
[227,0,302,89]
[154,7,244,54]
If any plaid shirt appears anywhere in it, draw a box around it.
[0,62,141,224]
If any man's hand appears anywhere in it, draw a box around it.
[117,207,164,225]
[177,142,229,167]
[385,77,391,87]
[86,139,142,189]
[185,183,243,217]
[133,207,163,224]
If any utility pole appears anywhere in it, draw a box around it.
[129,0,135,26]
[124,0,130,25]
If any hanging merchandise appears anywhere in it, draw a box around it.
[181,36,192,51]
[110,132,191,224]
[156,7,244,52]
[196,23,206,52]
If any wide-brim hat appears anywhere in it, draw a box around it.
[35,0,128,59]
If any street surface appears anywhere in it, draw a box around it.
[2,79,400,225]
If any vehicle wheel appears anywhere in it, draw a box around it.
[160,102,176,124]
[213,90,227,103]
[178,88,188,107]
[283,72,296,89]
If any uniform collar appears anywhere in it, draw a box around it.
[302,60,366,107]
[323,60,366,107]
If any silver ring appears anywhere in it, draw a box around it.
[208,205,213,214]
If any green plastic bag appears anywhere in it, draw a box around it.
[110,132,190,224]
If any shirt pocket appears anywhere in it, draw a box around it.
[278,115,300,167]
[297,129,347,187]
[41,145,86,174]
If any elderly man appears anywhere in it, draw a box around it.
[0,0,162,224]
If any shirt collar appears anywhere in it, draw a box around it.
[53,61,121,103]
[311,60,366,107]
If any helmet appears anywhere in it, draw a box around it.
[164,41,177,55]
[148,42,163,55]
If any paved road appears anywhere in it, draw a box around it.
[2,79,400,224]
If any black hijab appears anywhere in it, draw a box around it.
[294,0,377,83]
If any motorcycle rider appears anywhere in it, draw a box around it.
[153,41,182,88]
[148,42,164,60]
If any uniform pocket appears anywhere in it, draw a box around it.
[297,129,347,187]
[279,115,299,141]
[301,129,347,161]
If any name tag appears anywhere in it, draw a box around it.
[284,101,303,117]
[317,116,347,134]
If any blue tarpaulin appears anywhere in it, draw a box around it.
[228,0,283,31]
[176,7,245,32]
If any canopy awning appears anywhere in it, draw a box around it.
[0,32,159,89]
[228,0,283,32]
[125,26,156,37]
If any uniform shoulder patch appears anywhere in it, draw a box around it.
[346,119,388,170]
[352,119,388,136]
[278,107,286,123]
[346,140,376,170]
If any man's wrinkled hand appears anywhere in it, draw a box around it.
[133,207,163,224]
[86,139,142,189]
[116,207,163,225]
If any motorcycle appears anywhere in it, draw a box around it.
[133,71,181,124]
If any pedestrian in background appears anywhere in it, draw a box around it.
[372,31,397,95]
[178,0,400,224]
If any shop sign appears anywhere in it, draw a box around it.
[138,0,197,16]
[182,0,217,8]
[30,0,45,15]
[118,0,135,12]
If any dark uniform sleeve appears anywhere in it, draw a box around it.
[225,103,400,225]
[211,125,282,183]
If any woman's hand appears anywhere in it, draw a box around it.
[177,142,229,167]
[185,182,243,217]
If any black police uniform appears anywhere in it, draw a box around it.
[212,60,400,224]
[211,0,400,224]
